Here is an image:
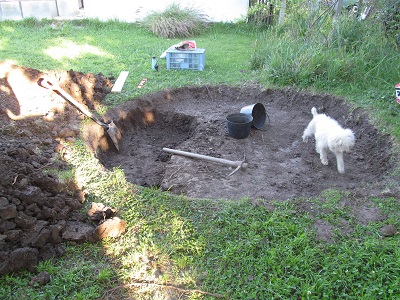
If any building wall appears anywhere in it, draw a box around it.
[0,0,80,20]
[83,0,249,23]
[0,0,249,23]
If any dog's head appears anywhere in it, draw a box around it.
[329,129,356,153]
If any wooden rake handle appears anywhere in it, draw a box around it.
[162,148,248,176]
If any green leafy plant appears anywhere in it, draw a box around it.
[381,0,400,47]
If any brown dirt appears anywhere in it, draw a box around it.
[0,63,114,274]
[97,84,399,201]
[1,62,399,275]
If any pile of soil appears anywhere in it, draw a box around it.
[1,62,399,274]
[0,63,114,274]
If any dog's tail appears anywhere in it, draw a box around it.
[311,107,318,117]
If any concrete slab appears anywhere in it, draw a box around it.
[20,1,57,19]
[0,2,23,20]
[56,0,79,18]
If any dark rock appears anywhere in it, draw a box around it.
[14,186,46,206]
[380,224,398,237]
[0,203,18,219]
[0,239,6,250]
[0,247,39,274]
[10,197,21,206]
[64,197,83,210]
[29,271,50,286]
[15,148,30,160]
[21,220,49,247]
[62,221,96,242]
[0,219,16,233]
[47,196,66,209]
[58,207,70,220]
[26,203,41,216]
[33,228,51,248]
[0,197,8,207]
[14,211,37,228]
[54,243,66,257]
[49,221,66,244]
[88,202,117,222]
[0,68,114,274]
[5,229,22,244]
[68,211,88,222]
[41,206,56,220]
[31,161,42,169]
[18,178,29,188]
[32,174,63,195]
[39,243,58,261]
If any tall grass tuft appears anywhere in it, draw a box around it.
[140,3,209,38]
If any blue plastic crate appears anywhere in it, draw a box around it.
[166,48,206,71]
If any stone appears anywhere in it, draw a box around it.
[29,271,50,286]
[47,196,66,209]
[0,203,18,219]
[21,220,49,247]
[64,197,83,210]
[0,247,39,274]
[62,221,96,242]
[41,206,56,220]
[5,229,22,243]
[380,224,398,237]
[0,220,16,233]
[88,202,117,222]
[32,174,63,195]
[15,186,46,206]
[0,197,8,207]
[39,243,58,262]
[94,217,127,240]
[14,211,37,228]
[49,221,66,244]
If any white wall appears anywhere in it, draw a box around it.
[0,0,79,21]
[83,0,248,23]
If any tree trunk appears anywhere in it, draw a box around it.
[279,0,287,24]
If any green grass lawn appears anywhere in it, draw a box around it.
[0,19,399,299]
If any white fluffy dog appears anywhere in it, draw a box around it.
[302,107,355,174]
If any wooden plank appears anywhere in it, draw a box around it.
[137,78,147,89]
[111,71,129,93]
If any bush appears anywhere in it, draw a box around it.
[380,0,400,47]
[140,4,209,38]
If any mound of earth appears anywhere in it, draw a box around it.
[0,62,115,274]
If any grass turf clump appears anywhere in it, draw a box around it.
[141,3,209,38]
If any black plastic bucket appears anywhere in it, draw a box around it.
[240,103,266,129]
[226,113,253,139]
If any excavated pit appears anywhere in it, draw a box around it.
[98,110,197,187]
[94,85,399,201]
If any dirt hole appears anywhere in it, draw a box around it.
[95,85,398,201]
[99,110,197,187]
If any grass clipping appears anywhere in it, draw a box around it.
[141,4,209,38]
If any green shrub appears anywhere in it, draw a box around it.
[140,3,209,38]
[381,0,400,47]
